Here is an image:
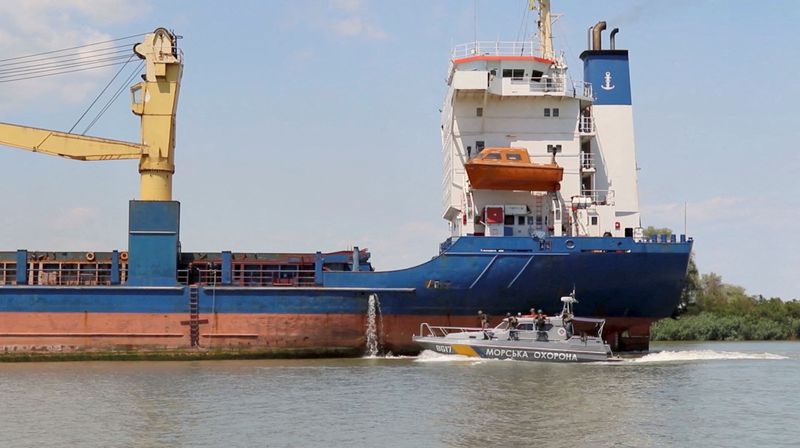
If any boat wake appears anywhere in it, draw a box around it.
[630,349,788,363]
[413,350,483,363]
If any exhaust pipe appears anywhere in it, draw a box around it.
[592,21,607,51]
[610,28,619,50]
[587,26,594,51]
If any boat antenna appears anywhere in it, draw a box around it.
[532,0,554,60]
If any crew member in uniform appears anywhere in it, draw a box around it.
[536,309,548,341]
[507,313,519,341]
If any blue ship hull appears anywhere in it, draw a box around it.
[0,234,691,356]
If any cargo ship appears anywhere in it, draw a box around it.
[0,1,691,358]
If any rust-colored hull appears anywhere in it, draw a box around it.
[0,312,655,358]
[464,163,563,191]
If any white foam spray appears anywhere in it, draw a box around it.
[364,293,383,357]
[631,350,788,363]
[414,349,484,363]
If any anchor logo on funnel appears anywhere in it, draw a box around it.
[601,71,615,90]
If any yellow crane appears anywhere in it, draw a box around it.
[530,0,554,60]
[0,28,183,201]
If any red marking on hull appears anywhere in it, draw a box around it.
[0,313,656,356]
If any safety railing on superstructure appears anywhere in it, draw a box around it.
[452,41,541,59]
[579,115,595,134]
[580,152,594,170]
[579,189,614,205]
[506,77,593,98]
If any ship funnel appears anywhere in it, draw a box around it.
[610,28,619,50]
[592,21,607,50]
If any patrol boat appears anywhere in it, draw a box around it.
[412,295,618,363]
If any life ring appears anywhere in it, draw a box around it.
[120,251,129,261]
[557,327,566,336]
[85,252,96,262]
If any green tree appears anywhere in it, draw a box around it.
[681,254,700,307]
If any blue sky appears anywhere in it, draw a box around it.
[0,0,797,299]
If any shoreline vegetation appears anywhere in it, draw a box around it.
[646,227,800,341]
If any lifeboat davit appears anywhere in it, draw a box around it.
[464,147,563,191]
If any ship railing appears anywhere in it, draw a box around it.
[579,189,615,206]
[177,268,223,286]
[579,81,593,98]
[579,115,595,135]
[0,266,17,285]
[508,76,565,93]
[580,152,594,169]
[418,323,570,342]
[452,41,539,59]
[504,77,593,99]
[418,323,486,338]
[25,266,116,286]
[179,268,317,287]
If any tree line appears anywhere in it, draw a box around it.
[642,227,800,341]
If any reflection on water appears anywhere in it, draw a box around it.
[0,341,798,448]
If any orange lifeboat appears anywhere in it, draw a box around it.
[464,147,563,191]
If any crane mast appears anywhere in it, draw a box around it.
[533,0,554,60]
[0,28,183,201]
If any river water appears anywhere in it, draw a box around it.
[1,341,797,447]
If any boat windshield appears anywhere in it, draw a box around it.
[494,321,509,330]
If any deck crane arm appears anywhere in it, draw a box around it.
[0,123,144,161]
[0,28,182,201]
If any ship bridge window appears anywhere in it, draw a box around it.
[506,153,522,161]
[504,215,515,225]
[485,152,501,160]
[502,69,525,79]
[530,70,543,82]
[544,108,560,118]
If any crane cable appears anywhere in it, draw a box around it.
[68,54,136,133]
[0,45,131,72]
[0,33,146,83]
[81,59,144,135]
[0,33,147,64]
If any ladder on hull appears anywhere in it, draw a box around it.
[181,285,208,347]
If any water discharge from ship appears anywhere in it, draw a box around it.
[364,293,384,357]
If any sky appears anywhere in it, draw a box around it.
[0,0,797,299]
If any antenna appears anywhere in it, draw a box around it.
[684,201,688,236]
[473,0,478,44]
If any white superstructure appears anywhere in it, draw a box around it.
[441,4,641,240]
